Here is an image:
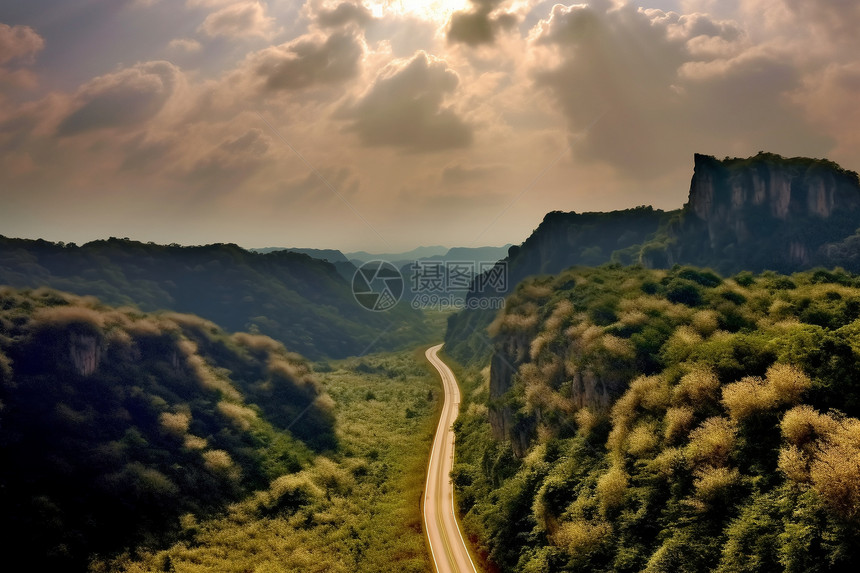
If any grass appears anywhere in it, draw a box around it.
[97,347,444,573]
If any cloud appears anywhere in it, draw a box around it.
[0,23,45,65]
[0,23,45,90]
[339,52,473,152]
[198,0,273,38]
[364,14,437,57]
[790,62,860,160]
[251,30,363,91]
[776,0,860,42]
[181,128,271,191]
[447,0,518,46]
[57,61,182,136]
[442,163,497,185]
[168,38,202,52]
[529,2,825,177]
[316,1,373,28]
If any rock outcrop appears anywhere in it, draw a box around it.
[488,333,533,457]
[669,153,860,272]
[69,333,101,376]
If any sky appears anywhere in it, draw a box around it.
[1,0,858,253]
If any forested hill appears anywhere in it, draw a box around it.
[0,236,429,359]
[0,287,333,570]
[452,265,860,572]
[446,153,860,365]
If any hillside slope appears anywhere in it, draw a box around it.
[446,153,860,366]
[0,287,333,570]
[0,237,429,359]
[452,265,860,572]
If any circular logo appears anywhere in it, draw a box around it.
[352,260,404,311]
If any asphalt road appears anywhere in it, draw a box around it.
[423,344,478,573]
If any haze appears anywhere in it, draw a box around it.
[1,0,858,252]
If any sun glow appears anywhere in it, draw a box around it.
[367,0,471,21]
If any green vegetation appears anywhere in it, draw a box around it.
[0,285,447,572]
[0,287,332,570]
[96,349,440,573]
[0,236,431,359]
[451,264,860,572]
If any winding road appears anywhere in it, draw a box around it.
[423,344,479,573]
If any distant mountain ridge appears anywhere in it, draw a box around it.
[0,237,429,359]
[347,245,449,263]
[252,247,351,264]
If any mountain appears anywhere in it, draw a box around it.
[445,207,667,363]
[0,287,331,570]
[400,245,513,308]
[248,247,356,281]
[251,247,351,263]
[347,245,449,265]
[642,152,860,273]
[451,264,860,572]
[0,237,429,359]
[446,153,860,365]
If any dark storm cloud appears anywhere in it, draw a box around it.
[57,61,181,136]
[447,0,518,46]
[181,128,271,192]
[531,2,828,177]
[339,52,473,152]
[254,31,363,91]
[316,2,373,28]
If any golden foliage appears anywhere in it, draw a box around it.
[159,411,191,435]
[766,363,811,404]
[597,465,628,514]
[32,305,106,329]
[693,466,740,502]
[530,333,551,361]
[648,447,686,478]
[673,366,720,407]
[269,472,324,505]
[232,331,284,354]
[554,518,610,556]
[183,435,207,450]
[662,325,703,363]
[217,401,258,431]
[521,283,554,301]
[779,407,860,517]
[777,444,809,483]
[687,417,736,467]
[663,406,695,443]
[781,404,837,446]
[544,300,574,333]
[722,376,774,420]
[202,449,238,478]
[575,407,599,436]
[722,364,810,421]
[602,334,634,359]
[691,310,719,337]
[627,421,660,457]
[619,309,648,327]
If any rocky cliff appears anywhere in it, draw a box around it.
[664,153,860,273]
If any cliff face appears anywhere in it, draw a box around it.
[488,333,533,457]
[69,333,101,376]
[672,153,860,271]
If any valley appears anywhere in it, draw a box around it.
[4,152,860,572]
